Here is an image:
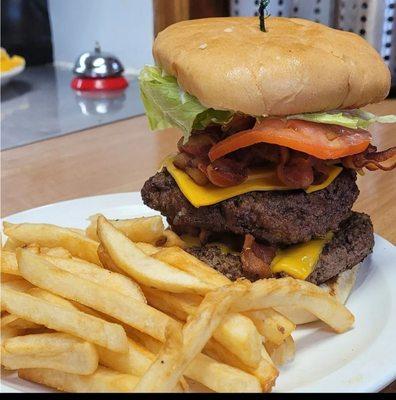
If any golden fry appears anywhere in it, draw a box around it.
[1,286,128,353]
[17,249,172,342]
[204,339,278,392]
[1,251,20,275]
[265,336,296,366]
[19,366,140,393]
[2,333,98,375]
[244,309,296,345]
[134,283,246,392]
[142,286,262,368]
[43,255,146,303]
[97,216,215,294]
[232,278,355,333]
[86,214,165,244]
[153,246,230,287]
[3,222,100,265]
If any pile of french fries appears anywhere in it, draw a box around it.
[0,214,355,393]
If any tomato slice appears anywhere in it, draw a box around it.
[209,118,372,161]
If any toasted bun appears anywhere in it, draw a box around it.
[154,17,390,116]
[274,264,360,325]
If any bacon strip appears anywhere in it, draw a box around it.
[277,148,315,189]
[342,145,396,171]
[174,131,396,190]
[241,234,276,279]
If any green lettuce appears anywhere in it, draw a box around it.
[288,110,396,130]
[139,66,233,142]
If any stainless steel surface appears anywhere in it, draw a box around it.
[73,43,125,78]
[1,65,144,150]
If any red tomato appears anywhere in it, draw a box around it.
[209,118,372,161]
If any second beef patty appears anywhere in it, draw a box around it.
[187,212,374,285]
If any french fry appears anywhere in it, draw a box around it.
[1,326,23,345]
[135,242,161,256]
[97,216,215,294]
[265,336,296,367]
[1,251,20,275]
[40,247,72,258]
[186,353,261,393]
[3,222,101,265]
[25,244,40,254]
[17,249,173,342]
[213,313,262,368]
[97,337,155,377]
[244,309,296,345]
[142,286,262,368]
[1,314,41,330]
[43,255,146,303]
[86,214,165,244]
[2,237,24,251]
[109,331,261,393]
[141,286,199,321]
[5,332,85,355]
[28,287,104,324]
[1,273,22,282]
[1,286,128,353]
[133,283,247,393]
[2,279,33,292]
[129,329,163,354]
[161,230,186,248]
[153,246,230,287]
[204,339,278,392]
[97,244,126,274]
[27,287,79,311]
[19,366,140,393]
[2,333,98,375]
[231,278,355,333]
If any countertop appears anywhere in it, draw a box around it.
[1,100,395,393]
[1,65,144,150]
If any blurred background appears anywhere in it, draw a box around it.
[1,0,395,150]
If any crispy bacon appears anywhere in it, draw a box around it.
[173,123,395,190]
[241,234,275,279]
[342,144,396,172]
[206,159,248,188]
[277,148,315,189]
[177,134,215,158]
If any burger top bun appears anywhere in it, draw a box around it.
[154,17,391,116]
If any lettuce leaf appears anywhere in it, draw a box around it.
[139,66,233,142]
[288,110,396,130]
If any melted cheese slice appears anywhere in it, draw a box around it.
[271,233,333,280]
[164,157,343,208]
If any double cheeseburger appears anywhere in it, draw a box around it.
[140,17,396,322]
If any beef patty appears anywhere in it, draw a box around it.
[141,168,359,246]
[187,212,374,285]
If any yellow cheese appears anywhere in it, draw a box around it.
[271,233,333,280]
[163,156,343,208]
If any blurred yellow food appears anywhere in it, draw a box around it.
[0,47,25,73]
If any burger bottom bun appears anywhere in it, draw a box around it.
[274,264,360,325]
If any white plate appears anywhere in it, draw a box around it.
[0,64,25,86]
[1,192,396,393]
